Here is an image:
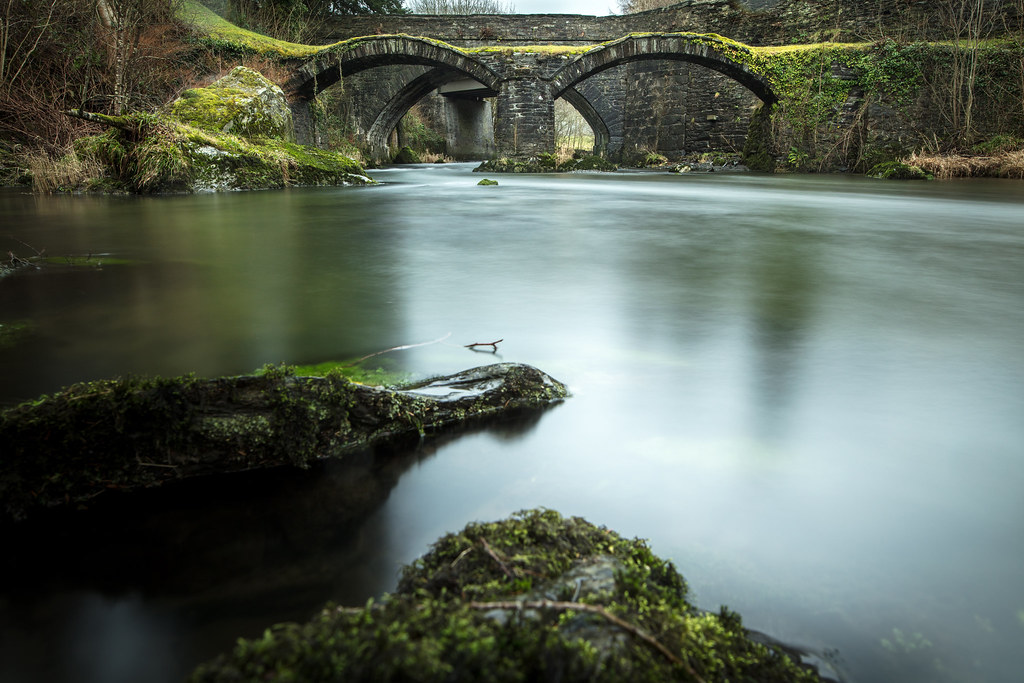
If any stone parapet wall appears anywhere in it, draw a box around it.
[317,0,1017,48]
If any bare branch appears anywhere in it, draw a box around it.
[468,599,705,681]
[464,339,502,351]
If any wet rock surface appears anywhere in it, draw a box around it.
[0,363,567,521]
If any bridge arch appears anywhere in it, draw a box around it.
[285,35,502,101]
[551,34,777,106]
[366,67,478,163]
[558,87,611,158]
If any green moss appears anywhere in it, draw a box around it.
[973,135,1024,155]
[560,155,618,172]
[468,44,592,55]
[190,509,821,683]
[623,150,668,168]
[179,0,323,58]
[0,364,567,520]
[475,155,616,174]
[259,359,410,388]
[392,145,422,164]
[74,106,369,193]
[477,178,499,186]
[867,161,932,180]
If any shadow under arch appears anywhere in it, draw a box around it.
[551,33,777,106]
[285,35,503,101]
[558,86,613,158]
[366,67,477,164]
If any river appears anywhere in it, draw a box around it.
[1,164,1023,683]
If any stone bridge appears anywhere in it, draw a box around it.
[277,0,1019,163]
[284,32,777,162]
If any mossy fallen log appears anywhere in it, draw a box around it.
[0,363,567,521]
[189,508,824,683]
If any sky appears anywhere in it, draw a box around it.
[506,1,614,15]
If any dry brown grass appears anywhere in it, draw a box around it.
[418,151,454,163]
[27,148,103,194]
[907,150,1024,179]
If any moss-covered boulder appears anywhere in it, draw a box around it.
[392,145,422,164]
[0,363,567,521]
[189,508,823,683]
[66,66,371,193]
[624,150,669,168]
[169,66,295,142]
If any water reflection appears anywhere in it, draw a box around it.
[1,168,1023,683]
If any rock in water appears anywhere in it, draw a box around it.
[189,509,825,683]
[0,363,567,520]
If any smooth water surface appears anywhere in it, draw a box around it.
[1,165,1023,682]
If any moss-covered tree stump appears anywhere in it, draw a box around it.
[190,509,822,682]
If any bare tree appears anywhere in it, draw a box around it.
[0,0,59,97]
[407,0,515,13]
[616,0,675,14]
[555,98,593,151]
[939,0,998,141]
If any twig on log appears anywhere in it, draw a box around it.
[63,109,135,132]
[479,536,515,579]
[464,339,502,352]
[467,600,705,681]
[342,332,452,366]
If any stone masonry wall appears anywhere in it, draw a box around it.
[317,0,1018,48]
[620,61,760,159]
[313,0,1019,162]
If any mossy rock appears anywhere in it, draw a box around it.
[478,178,499,185]
[71,107,370,193]
[0,363,567,521]
[169,66,294,142]
[392,145,422,164]
[475,155,617,174]
[624,150,669,168]
[564,155,618,172]
[867,161,932,180]
[189,509,823,683]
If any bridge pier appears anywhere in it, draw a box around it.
[437,96,495,160]
[494,79,556,158]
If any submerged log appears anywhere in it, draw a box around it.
[0,363,567,521]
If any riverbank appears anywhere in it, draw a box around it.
[906,149,1024,179]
